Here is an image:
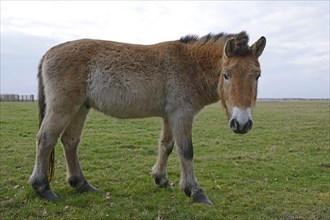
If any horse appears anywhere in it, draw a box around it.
[29,31,266,205]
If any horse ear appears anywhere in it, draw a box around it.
[251,36,266,57]
[224,38,236,58]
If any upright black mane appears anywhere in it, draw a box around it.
[179,32,227,44]
[179,31,251,56]
[179,34,200,44]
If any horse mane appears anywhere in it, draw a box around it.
[179,31,251,56]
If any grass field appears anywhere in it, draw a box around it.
[0,101,329,219]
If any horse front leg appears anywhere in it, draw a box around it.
[152,117,174,187]
[170,112,213,205]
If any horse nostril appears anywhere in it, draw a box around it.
[230,119,239,132]
[243,120,253,132]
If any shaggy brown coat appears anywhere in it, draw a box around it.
[30,31,266,204]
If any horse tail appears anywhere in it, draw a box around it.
[38,56,55,182]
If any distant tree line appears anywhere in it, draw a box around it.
[0,94,34,102]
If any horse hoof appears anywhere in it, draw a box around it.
[68,177,98,193]
[77,183,98,193]
[38,189,59,201]
[84,184,98,192]
[32,179,59,201]
[192,192,213,205]
[153,175,171,188]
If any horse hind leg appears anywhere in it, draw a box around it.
[30,106,78,201]
[60,105,97,193]
[152,117,174,188]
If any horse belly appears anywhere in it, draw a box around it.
[88,75,165,119]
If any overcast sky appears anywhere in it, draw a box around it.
[1,1,329,98]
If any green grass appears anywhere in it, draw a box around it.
[0,101,329,219]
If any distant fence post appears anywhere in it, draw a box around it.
[0,94,35,102]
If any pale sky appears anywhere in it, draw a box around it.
[1,1,329,98]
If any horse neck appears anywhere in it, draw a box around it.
[189,44,224,105]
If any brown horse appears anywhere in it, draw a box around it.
[29,31,266,204]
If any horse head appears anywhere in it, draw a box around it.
[220,34,266,134]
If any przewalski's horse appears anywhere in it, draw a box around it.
[30,31,266,204]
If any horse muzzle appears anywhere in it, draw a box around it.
[229,107,253,134]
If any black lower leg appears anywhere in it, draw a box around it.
[152,172,170,187]
[68,176,98,193]
[183,184,213,205]
[31,177,59,201]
